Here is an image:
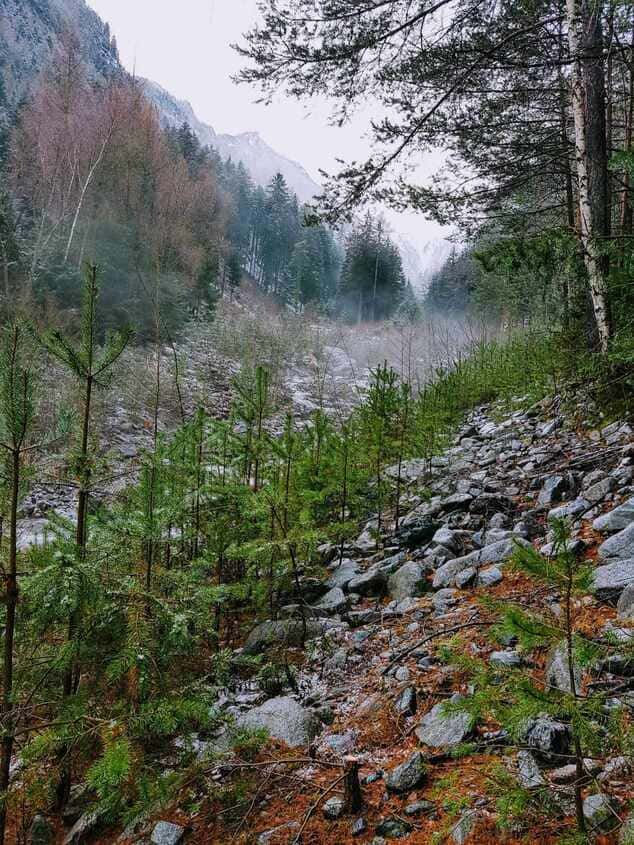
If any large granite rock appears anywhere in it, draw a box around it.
[236,696,320,747]
[593,497,634,533]
[244,619,335,655]
[327,559,361,591]
[388,562,428,600]
[592,559,634,601]
[583,794,619,834]
[598,523,634,560]
[348,566,387,597]
[315,587,348,614]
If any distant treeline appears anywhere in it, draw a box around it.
[0,42,416,338]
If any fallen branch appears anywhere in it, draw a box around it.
[292,770,348,844]
[381,615,491,676]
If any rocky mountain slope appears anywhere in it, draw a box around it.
[52,392,634,845]
[140,79,321,203]
[0,0,120,120]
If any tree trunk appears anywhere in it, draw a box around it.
[0,450,21,844]
[566,0,612,351]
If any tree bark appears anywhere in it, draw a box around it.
[0,450,21,844]
[566,0,612,351]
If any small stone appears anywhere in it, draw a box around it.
[385,751,427,793]
[323,795,346,820]
[395,686,417,716]
[351,817,367,836]
[489,650,521,668]
[375,818,413,839]
[404,800,435,816]
[394,666,410,683]
[516,750,545,789]
[451,810,477,844]
[151,822,185,845]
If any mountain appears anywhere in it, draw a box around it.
[0,0,120,121]
[419,238,456,291]
[141,79,321,203]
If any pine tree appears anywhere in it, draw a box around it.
[37,263,132,806]
[0,324,36,845]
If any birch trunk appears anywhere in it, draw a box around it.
[566,0,612,351]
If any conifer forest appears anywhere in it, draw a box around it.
[0,1,634,843]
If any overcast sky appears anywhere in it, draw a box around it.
[87,0,450,248]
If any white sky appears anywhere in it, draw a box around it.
[86,0,451,248]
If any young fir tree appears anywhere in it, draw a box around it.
[0,324,36,845]
[448,520,632,842]
[38,263,132,806]
[359,362,405,544]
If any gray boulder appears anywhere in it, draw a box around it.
[395,686,417,716]
[327,559,360,590]
[594,497,634,533]
[388,562,427,600]
[432,588,458,613]
[516,750,545,789]
[433,538,528,588]
[451,810,477,844]
[455,567,476,588]
[547,497,590,523]
[244,619,335,655]
[523,716,570,762]
[583,793,619,833]
[415,696,472,748]
[538,475,568,507]
[151,822,185,845]
[385,751,427,793]
[236,696,320,747]
[585,476,616,504]
[592,558,634,601]
[398,514,439,549]
[617,583,634,619]
[375,818,413,838]
[63,811,103,845]
[348,566,387,597]
[316,587,348,614]
[476,566,503,588]
[546,642,581,693]
[598,523,634,560]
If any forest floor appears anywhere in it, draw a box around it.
[97,391,634,845]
